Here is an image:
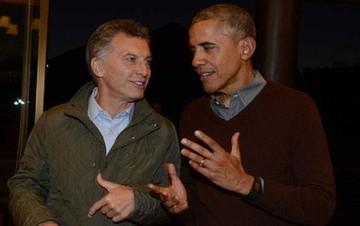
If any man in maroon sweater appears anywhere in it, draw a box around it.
[148,3,336,225]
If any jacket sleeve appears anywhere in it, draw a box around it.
[248,96,336,226]
[128,121,181,224]
[7,115,59,226]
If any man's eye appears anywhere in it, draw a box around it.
[126,56,137,62]
[145,59,152,65]
[203,45,215,51]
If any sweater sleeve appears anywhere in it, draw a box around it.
[128,121,181,224]
[7,115,59,226]
[248,95,336,226]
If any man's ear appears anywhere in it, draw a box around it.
[238,37,256,60]
[90,58,105,78]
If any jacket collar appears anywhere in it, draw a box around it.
[63,82,160,148]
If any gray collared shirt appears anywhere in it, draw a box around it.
[210,70,267,121]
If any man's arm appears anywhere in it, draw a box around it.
[7,115,59,226]
[245,97,336,225]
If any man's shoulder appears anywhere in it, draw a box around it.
[37,103,71,126]
[136,99,176,132]
[41,82,93,121]
[264,81,315,105]
[42,103,68,117]
[261,81,319,117]
[154,111,175,129]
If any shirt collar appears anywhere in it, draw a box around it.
[88,87,135,120]
[210,70,267,120]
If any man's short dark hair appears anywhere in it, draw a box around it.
[86,19,150,80]
[192,4,256,41]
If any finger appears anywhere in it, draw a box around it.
[181,138,214,159]
[169,205,178,214]
[189,160,211,177]
[166,163,178,182]
[112,204,133,222]
[181,148,207,164]
[105,209,116,218]
[230,132,241,160]
[163,199,179,208]
[147,184,168,198]
[170,202,188,214]
[88,198,107,217]
[96,173,119,192]
[112,213,126,222]
[148,184,174,204]
[101,205,111,214]
[166,163,177,177]
[193,130,225,153]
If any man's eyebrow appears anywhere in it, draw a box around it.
[123,53,137,57]
[199,41,216,47]
[189,41,216,50]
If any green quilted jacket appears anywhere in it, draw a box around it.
[8,82,180,226]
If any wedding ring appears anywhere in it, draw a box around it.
[200,158,206,167]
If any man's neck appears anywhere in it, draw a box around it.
[214,68,255,107]
[95,94,131,118]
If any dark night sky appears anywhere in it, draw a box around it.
[48,0,254,58]
[298,1,360,69]
[47,0,360,70]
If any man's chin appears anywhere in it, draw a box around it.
[128,93,145,102]
[202,85,216,94]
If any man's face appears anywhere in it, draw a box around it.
[189,19,243,95]
[94,33,151,103]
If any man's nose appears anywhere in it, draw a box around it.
[192,50,205,68]
[137,62,150,76]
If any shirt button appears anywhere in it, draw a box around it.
[131,136,136,140]
[91,162,96,167]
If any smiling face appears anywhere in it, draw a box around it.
[189,19,253,95]
[91,33,152,104]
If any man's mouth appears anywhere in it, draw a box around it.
[197,69,216,79]
[196,68,216,78]
[131,80,146,88]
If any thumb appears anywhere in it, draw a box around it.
[230,132,241,160]
[166,163,178,184]
[96,173,119,192]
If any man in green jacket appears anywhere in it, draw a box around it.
[8,19,180,226]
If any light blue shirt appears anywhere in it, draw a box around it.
[88,88,134,154]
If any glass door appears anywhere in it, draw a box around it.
[0,0,48,224]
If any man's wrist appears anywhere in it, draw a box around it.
[242,176,264,202]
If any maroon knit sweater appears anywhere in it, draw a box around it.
[179,81,336,226]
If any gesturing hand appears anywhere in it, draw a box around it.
[181,130,254,195]
[88,174,134,222]
[147,163,188,214]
